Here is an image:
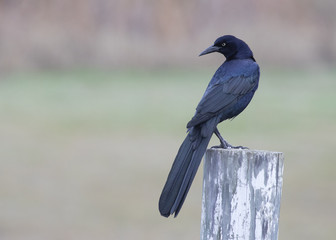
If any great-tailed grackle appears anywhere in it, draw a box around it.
[159,35,260,217]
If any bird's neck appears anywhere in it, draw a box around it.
[226,45,254,62]
[226,51,255,62]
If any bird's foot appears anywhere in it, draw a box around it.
[213,128,248,149]
[211,144,248,149]
[226,144,249,149]
[211,140,248,150]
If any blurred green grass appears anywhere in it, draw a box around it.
[0,69,335,240]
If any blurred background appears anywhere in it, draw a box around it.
[0,0,335,239]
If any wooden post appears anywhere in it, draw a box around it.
[201,149,284,240]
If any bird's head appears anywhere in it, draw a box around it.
[199,35,255,61]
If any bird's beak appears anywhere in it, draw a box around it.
[199,45,221,56]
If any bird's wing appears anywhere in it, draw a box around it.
[187,71,259,128]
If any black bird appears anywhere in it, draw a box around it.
[159,35,260,217]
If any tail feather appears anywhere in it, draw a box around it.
[159,137,194,217]
[159,117,218,217]
[172,137,210,216]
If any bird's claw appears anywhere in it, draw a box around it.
[228,145,249,149]
[211,141,248,150]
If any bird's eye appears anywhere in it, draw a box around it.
[222,42,226,47]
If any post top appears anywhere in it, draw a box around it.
[206,148,283,155]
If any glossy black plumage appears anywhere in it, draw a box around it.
[159,35,260,217]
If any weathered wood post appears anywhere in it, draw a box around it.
[201,149,284,240]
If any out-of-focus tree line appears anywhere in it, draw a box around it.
[0,0,335,71]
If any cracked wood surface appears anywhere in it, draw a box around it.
[201,149,284,240]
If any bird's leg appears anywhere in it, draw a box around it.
[212,127,248,149]
[212,128,229,148]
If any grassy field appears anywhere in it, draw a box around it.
[0,68,335,240]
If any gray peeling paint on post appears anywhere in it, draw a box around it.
[200,148,284,240]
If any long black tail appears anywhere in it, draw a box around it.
[158,117,218,217]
